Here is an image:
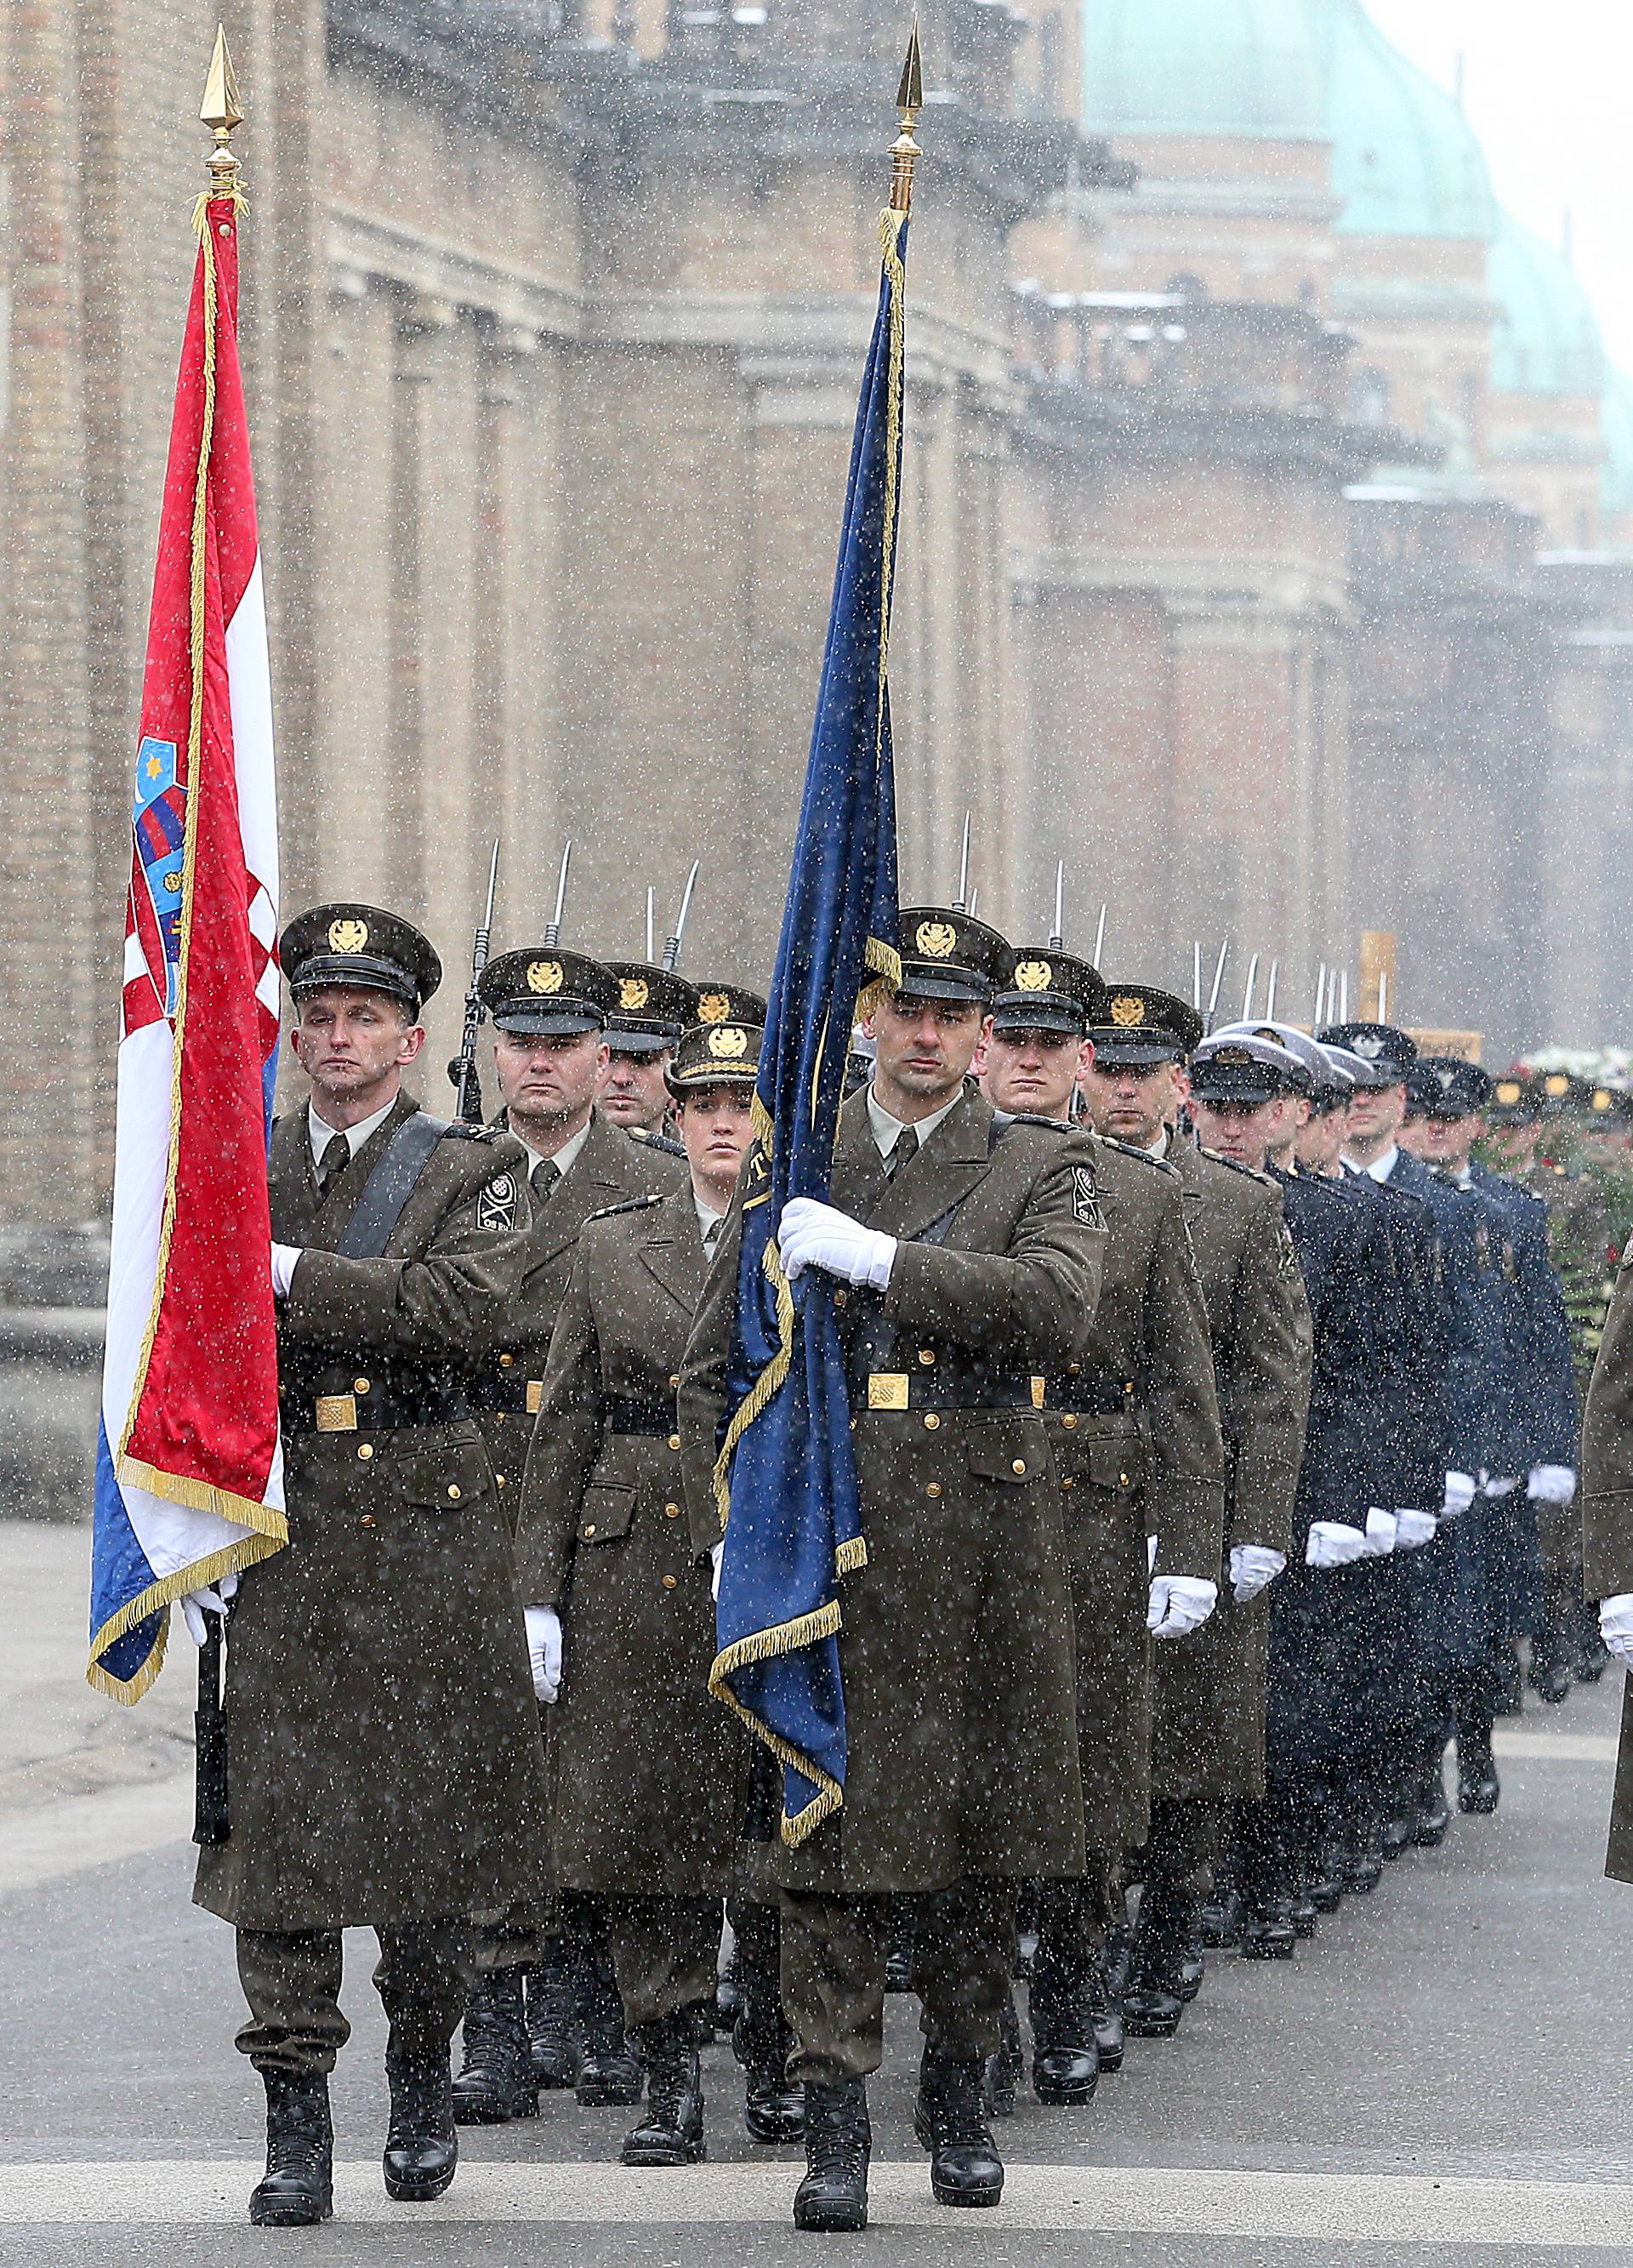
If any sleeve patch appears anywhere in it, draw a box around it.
[478,1171,521,1232]
[1073,1166,1105,1230]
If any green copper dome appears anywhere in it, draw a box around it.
[1489,212,1604,397]
[1081,0,1326,141]
[1314,0,1496,239]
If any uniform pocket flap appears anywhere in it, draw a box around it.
[1087,1439,1143,1491]
[578,1484,636,1543]
[965,1418,1046,1484]
[396,1444,493,1510]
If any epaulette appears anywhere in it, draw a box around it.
[585,1192,668,1225]
[988,1108,1078,1154]
[628,1127,687,1159]
[1096,1133,1180,1176]
[440,1120,499,1143]
[1194,1148,1276,1188]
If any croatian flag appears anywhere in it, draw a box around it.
[88,192,287,1701]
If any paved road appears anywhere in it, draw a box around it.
[3,1519,1630,2265]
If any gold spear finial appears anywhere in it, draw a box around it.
[889,23,923,214]
[200,26,245,197]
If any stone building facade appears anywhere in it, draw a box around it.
[3,0,1630,1234]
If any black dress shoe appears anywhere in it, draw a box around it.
[913,2050,1004,2208]
[383,2045,458,2202]
[452,1967,539,2125]
[1027,1968,1097,2107]
[1577,1623,1609,1683]
[622,2018,706,2168]
[526,1942,583,2089]
[793,2079,869,2232]
[249,2070,333,2227]
[983,1992,1021,2117]
[576,1956,645,2106]
[1239,1902,1297,1960]
[1289,1888,1318,1940]
[1200,1886,1245,1949]
[1457,1735,1500,1815]
[1177,1932,1205,2003]
[1307,1855,1343,1912]
[1380,1812,1413,1861]
[1529,1633,1573,1705]
[1086,1958,1124,2073]
[1334,1841,1382,1895]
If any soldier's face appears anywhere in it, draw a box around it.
[981,1026,1089,1120]
[291,989,423,1110]
[1078,1057,1178,1148]
[675,1083,755,1187]
[866,993,982,1103]
[1189,1096,1281,1171]
[1405,1112,1474,1171]
[599,1046,671,1131]
[492,1029,610,1127]
[1346,1080,1406,1145]
[1296,1102,1346,1174]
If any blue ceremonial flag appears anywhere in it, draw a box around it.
[708,206,909,1845]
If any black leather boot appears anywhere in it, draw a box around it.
[1239,1895,1297,1960]
[383,2041,458,2202]
[1529,1625,1573,1705]
[1086,1956,1124,2073]
[452,1966,538,2125]
[1121,1891,1186,2038]
[1457,1718,1500,1815]
[621,2015,706,2167]
[885,1895,916,1993]
[1414,1749,1452,1846]
[982,1990,1022,2118]
[248,2070,333,2227]
[792,2078,870,2232]
[732,1935,804,2143]
[1027,1947,1098,2106]
[525,1940,583,2089]
[576,1950,644,2106]
[913,2048,1004,2208]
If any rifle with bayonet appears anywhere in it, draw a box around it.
[449,837,501,1124]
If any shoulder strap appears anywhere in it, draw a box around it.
[333,1112,449,1260]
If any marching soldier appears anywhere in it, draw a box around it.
[454,944,687,2125]
[1579,1251,1633,1882]
[514,1006,765,2168]
[600,961,699,1137]
[191,905,549,2228]
[982,966,1225,2071]
[680,907,1106,2231]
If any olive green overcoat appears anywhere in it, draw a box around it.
[1579,1256,1633,1882]
[679,1083,1106,1895]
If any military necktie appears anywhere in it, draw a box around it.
[886,1125,919,1179]
[316,1131,350,1197]
[532,1157,560,1203]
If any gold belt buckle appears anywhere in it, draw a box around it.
[867,1373,909,1410]
[1030,1376,1046,1410]
[315,1393,357,1433]
[526,1379,543,1416]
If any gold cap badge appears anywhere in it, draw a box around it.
[1109,995,1146,1028]
[915,920,957,960]
[619,976,649,1011]
[707,1024,748,1059]
[527,960,564,994]
[1013,960,1052,993]
[697,991,731,1024]
[328,917,368,954]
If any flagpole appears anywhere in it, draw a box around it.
[889,26,923,214]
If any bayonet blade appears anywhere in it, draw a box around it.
[1050,861,1065,952]
[662,859,701,974]
[953,811,971,915]
[1207,939,1230,1034]
[1241,951,1260,1023]
[543,840,572,949]
[1093,903,1107,970]
[1265,956,1279,1020]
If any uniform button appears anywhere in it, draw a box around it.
[583,1524,597,1538]
[669,1374,680,1389]
[665,1502,681,1519]
[1061,1477,1075,1492]
[926,1482,942,1498]
[357,1443,373,1462]
[360,1513,378,1530]
[1012,1459,1027,1476]
[924,1412,940,1431]
[668,1433,681,1451]
[354,1377,370,1394]
[493,1410,505,1424]
[499,1353,516,1368]
[917,1348,936,1366]
[447,1484,462,1502]
[497,1473,508,1488]
[1067,1361,1081,1375]
[662,1574,678,1589]
[1119,1472,1130,1486]
[1062,1414,1078,1431]
[834,1290,847,1308]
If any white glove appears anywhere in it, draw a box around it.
[1363,1507,1398,1558]
[1306,1521,1368,1570]
[525,1605,563,1704]
[176,1571,239,1648]
[270,1242,303,1297]
[1147,1533,1158,1574]
[1482,1473,1519,1498]
[777,1198,896,1290]
[1528,1464,1577,1506]
[710,1540,724,1602]
[1229,1545,1285,1603]
[1442,1472,1477,1519]
[1600,1593,1633,1667]
[1147,1576,1216,1638]
[1395,1507,1437,1550]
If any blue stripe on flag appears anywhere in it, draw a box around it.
[88,1419,163,1689]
